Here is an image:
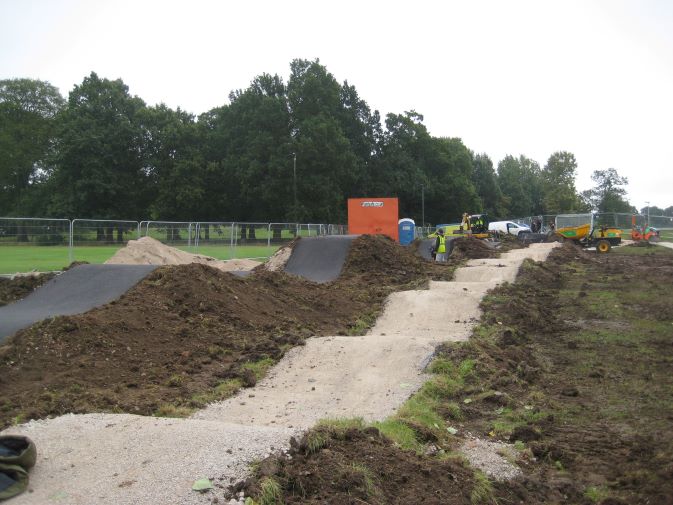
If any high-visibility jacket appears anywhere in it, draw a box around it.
[437,235,446,254]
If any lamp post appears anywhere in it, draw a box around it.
[645,201,650,227]
[421,184,425,229]
[290,153,297,220]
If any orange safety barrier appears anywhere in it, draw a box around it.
[347,198,399,241]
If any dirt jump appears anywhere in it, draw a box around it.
[0,235,557,505]
[0,265,157,342]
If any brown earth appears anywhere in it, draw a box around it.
[0,235,466,429]
[241,243,673,505]
[0,273,56,307]
[242,425,477,505]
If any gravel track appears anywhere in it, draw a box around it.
[2,243,558,504]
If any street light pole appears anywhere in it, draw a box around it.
[421,184,425,229]
[293,153,297,212]
[645,201,650,227]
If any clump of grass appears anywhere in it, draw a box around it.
[470,471,495,504]
[305,431,329,454]
[190,378,243,407]
[166,374,184,387]
[258,477,283,505]
[153,403,193,418]
[372,419,420,451]
[242,357,276,380]
[207,344,225,357]
[346,462,380,498]
[584,485,610,502]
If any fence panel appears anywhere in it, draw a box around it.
[70,219,140,263]
[143,221,195,248]
[0,217,71,274]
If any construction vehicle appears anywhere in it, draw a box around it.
[555,214,621,252]
[630,215,660,242]
[453,213,491,239]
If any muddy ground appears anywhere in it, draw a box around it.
[0,235,479,429]
[241,243,673,504]
[0,273,56,307]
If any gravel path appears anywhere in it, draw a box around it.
[2,243,558,504]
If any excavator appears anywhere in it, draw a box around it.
[453,213,491,239]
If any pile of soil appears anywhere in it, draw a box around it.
[0,235,466,428]
[450,236,499,259]
[0,273,56,307]
[240,426,476,505]
[105,236,260,271]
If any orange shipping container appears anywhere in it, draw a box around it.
[347,198,399,241]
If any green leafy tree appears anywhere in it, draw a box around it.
[581,168,634,213]
[472,153,505,218]
[138,104,204,220]
[541,151,583,213]
[379,111,479,224]
[0,78,64,215]
[48,72,148,221]
[287,59,362,222]
[199,73,293,223]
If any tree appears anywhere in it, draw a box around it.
[581,168,633,213]
[472,154,505,219]
[48,72,148,221]
[497,155,540,218]
[287,59,362,222]
[0,78,64,215]
[541,151,583,213]
[379,111,479,224]
[138,104,203,221]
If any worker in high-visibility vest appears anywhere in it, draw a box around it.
[435,228,448,262]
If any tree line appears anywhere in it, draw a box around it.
[1,59,668,225]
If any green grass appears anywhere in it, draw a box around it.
[0,244,279,274]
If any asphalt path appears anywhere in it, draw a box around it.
[0,264,157,343]
[284,235,358,283]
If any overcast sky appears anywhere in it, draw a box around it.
[2,0,672,211]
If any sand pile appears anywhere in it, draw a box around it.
[105,236,260,271]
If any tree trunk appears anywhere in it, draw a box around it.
[97,227,104,242]
[240,225,247,241]
[273,228,282,241]
[105,227,113,243]
[116,226,123,243]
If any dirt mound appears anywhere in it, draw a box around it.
[241,425,476,504]
[0,235,445,428]
[0,273,56,307]
[450,236,499,259]
[261,240,295,272]
[105,236,260,271]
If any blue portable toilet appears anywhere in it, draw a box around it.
[398,218,415,245]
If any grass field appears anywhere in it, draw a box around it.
[0,244,278,274]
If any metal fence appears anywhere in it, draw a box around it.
[511,212,673,234]
[0,217,349,273]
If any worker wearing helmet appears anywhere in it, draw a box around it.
[435,228,448,262]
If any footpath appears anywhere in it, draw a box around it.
[3,243,558,505]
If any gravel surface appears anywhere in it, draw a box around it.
[459,434,523,481]
[1,243,558,504]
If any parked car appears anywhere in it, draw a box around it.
[488,221,531,236]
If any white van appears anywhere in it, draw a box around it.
[488,221,531,236]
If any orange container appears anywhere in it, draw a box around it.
[347,198,399,241]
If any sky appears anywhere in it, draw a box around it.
[1,0,672,211]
